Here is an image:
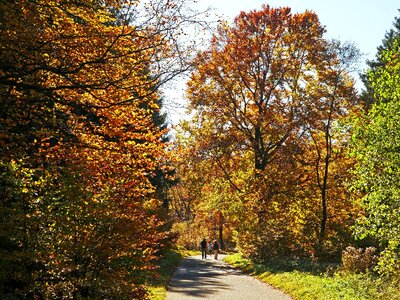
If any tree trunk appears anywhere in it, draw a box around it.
[320,185,327,240]
[318,123,331,248]
[218,223,224,250]
[254,126,266,171]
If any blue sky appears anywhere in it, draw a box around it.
[198,0,399,71]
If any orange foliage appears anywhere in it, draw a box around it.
[182,5,361,259]
[0,0,178,298]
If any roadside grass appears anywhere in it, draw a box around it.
[147,246,200,300]
[224,253,400,300]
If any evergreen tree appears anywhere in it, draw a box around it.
[361,11,400,108]
[150,96,176,210]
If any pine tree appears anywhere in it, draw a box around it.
[361,11,400,107]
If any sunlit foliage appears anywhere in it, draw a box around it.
[180,5,361,259]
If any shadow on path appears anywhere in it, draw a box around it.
[167,254,292,300]
[167,255,237,298]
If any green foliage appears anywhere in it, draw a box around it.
[352,39,400,281]
[361,12,400,106]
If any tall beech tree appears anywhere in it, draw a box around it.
[187,6,327,173]
[185,5,360,258]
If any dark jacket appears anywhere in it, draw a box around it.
[213,241,219,250]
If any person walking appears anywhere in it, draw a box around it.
[200,238,207,259]
[213,240,219,260]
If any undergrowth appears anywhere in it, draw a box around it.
[224,253,400,300]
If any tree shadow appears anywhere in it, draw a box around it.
[167,256,241,298]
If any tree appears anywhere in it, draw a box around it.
[361,11,400,107]
[169,117,242,250]
[302,40,360,252]
[150,96,176,210]
[353,37,400,281]
[0,0,205,298]
[188,6,328,173]
[184,5,360,258]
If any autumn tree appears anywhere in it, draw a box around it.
[301,40,360,254]
[168,117,241,249]
[184,5,360,258]
[0,0,205,298]
[188,6,328,172]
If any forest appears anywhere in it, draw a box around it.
[0,0,399,299]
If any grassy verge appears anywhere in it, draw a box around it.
[224,253,400,300]
[147,246,200,300]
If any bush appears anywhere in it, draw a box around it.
[375,241,400,286]
[342,246,378,273]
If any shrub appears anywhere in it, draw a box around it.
[342,246,378,273]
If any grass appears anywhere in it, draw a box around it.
[147,246,200,300]
[224,253,400,300]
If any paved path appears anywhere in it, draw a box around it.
[166,254,292,300]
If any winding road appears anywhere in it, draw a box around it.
[166,254,292,300]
